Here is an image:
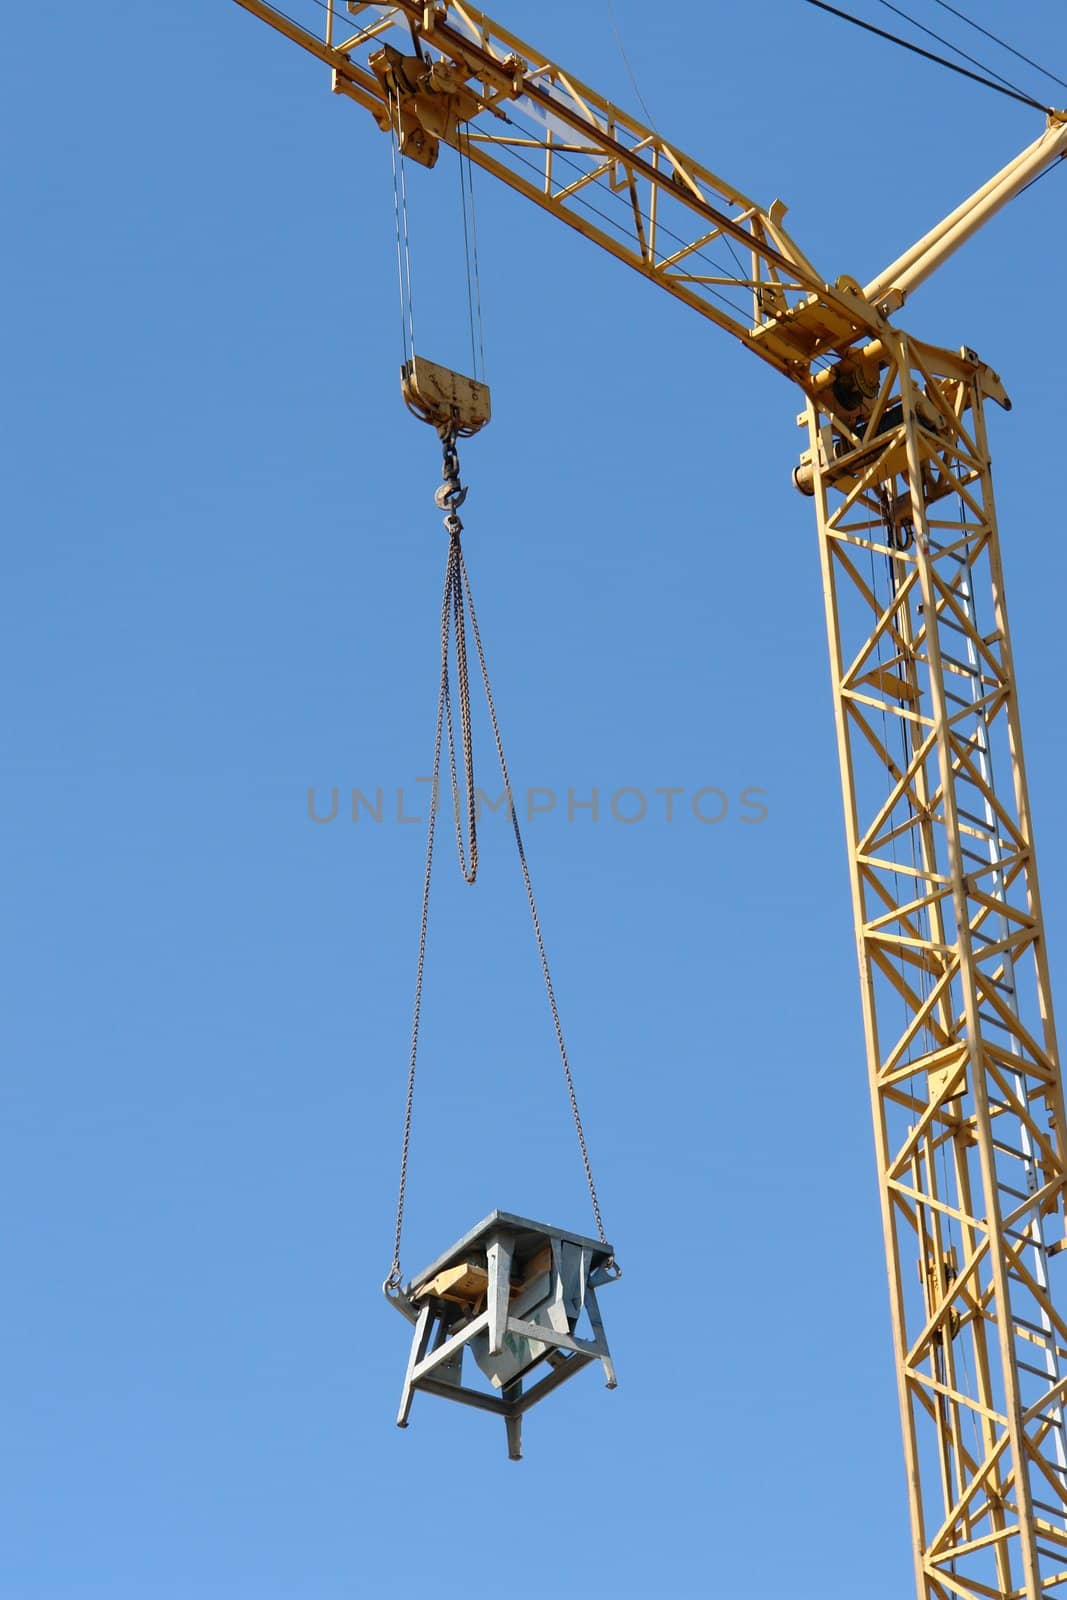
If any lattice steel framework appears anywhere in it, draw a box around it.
[809,339,1067,1599]
[229,3,1067,1593]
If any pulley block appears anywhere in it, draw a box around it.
[401,354,491,437]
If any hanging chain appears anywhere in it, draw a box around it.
[386,431,475,1292]
[385,529,450,1293]
[435,434,478,885]
[386,432,612,1291]
[457,544,610,1255]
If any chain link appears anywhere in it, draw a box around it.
[387,432,612,1289]
[436,428,478,885]
[385,534,451,1292]
[458,546,610,1253]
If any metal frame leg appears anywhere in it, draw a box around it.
[584,1285,617,1388]
[397,1302,434,1428]
[485,1231,514,1357]
[503,1376,523,1461]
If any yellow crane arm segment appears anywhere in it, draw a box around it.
[233,1,1064,395]
[867,114,1067,309]
[232,0,910,381]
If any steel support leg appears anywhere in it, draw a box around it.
[485,1231,514,1357]
[503,1375,523,1461]
[397,1302,434,1428]
[584,1285,617,1388]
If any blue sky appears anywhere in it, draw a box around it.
[6,2,1067,1596]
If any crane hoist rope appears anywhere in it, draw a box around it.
[384,425,612,1293]
[386,76,487,387]
[387,83,417,363]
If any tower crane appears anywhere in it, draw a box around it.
[230,2,1067,1594]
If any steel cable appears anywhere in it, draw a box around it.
[802,0,1053,111]
[875,0,1029,97]
[929,0,1067,96]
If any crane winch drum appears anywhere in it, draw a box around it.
[386,1211,618,1460]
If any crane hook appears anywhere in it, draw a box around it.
[433,428,468,536]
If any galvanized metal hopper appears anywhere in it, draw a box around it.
[385,1210,618,1459]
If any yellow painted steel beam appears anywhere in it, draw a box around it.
[808,344,1067,1599]
[231,0,907,380]
[866,114,1067,311]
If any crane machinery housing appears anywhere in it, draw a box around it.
[230,3,1067,1596]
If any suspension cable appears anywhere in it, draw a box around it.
[462,128,487,383]
[458,541,609,1251]
[388,84,417,362]
[929,0,1067,96]
[386,432,611,1289]
[874,0,1030,98]
[457,132,482,383]
[802,0,1054,112]
[436,436,478,882]
[386,565,448,1292]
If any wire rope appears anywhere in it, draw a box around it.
[874,0,1029,97]
[457,127,480,381]
[928,0,1067,95]
[388,86,416,363]
[802,0,1053,111]
[463,128,488,383]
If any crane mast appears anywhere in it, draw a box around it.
[809,340,1067,1600]
[231,3,1067,1593]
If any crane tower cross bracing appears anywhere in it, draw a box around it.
[231,3,1067,1595]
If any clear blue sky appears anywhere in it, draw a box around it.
[6,3,1067,1596]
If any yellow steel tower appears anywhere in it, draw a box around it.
[230,3,1067,1594]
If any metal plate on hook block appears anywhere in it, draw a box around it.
[386,1210,618,1459]
[401,355,491,436]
